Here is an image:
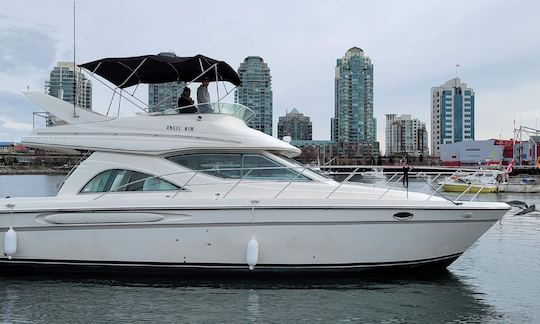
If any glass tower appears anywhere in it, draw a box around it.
[235,56,273,135]
[45,62,92,110]
[148,52,185,113]
[331,47,376,145]
[431,78,475,156]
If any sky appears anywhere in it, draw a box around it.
[1,0,539,152]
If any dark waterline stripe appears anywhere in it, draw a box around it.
[0,252,463,270]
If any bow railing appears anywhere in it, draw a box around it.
[90,164,498,203]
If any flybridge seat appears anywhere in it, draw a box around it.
[153,102,255,123]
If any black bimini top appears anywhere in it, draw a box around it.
[79,54,241,88]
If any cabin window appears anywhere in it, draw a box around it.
[168,153,310,181]
[81,169,178,193]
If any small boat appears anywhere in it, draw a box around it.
[440,171,500,193]
[498,176,540,193]
[361,168,386,180]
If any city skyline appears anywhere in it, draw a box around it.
[0,1,539,148]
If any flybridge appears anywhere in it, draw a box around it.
[77,54,242,116]
[28,54,255,126]
[21,54,300,156]
[21,109,300,156]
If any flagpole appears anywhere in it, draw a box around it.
[454,64,460,87]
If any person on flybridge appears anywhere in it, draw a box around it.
[197,77,211,113]
[178,87,196,113]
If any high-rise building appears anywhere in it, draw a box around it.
[431,78,475,156]
[148,52,184,113]
[235,56,273,135]
[385,114,428,157]
[45,62,92,110]
[332,47,376,145]
[277,108,312,140]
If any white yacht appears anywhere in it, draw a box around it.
[0,55,510,275]
[360,168,386,180]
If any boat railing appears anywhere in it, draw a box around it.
[32,111,66,128]
[92,165,498,204]
[149,102,256,124]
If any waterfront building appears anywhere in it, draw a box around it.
[385,114,428,157]
[431,78,475,157]
[277,108,312,140]
[235,56,273,135]
[290,139,379,165]
[45,62,92,110]
[289,140,336,164]
[441,139,514,166]
[331,47,376,147]
[148,52,184,113]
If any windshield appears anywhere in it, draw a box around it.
[268,152,334,182]
[167,152,312,181]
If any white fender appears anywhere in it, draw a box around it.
[4,227,17,259]
[246,237,259,270]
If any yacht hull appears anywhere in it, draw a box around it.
[0,204,507,275]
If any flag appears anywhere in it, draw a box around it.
[506,160,514,173]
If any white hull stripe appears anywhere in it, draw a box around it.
[0,219,498,232]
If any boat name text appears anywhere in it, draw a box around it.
[167,125,194,132]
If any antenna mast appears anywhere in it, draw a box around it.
[72,1,78,117]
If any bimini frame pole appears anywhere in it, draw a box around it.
[218,85,236,102]
[118,58,147,88]
[83,61,149,113]
[215,64,220,103]
[87,72,148,112]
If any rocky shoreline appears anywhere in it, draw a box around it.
[0,166,69,175]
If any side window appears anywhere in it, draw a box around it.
[81,170,116,193]
[81,169,178,193]
[168,154,242,178]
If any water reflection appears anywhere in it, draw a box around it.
[0,175,64,198]
[0,272,498,323]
